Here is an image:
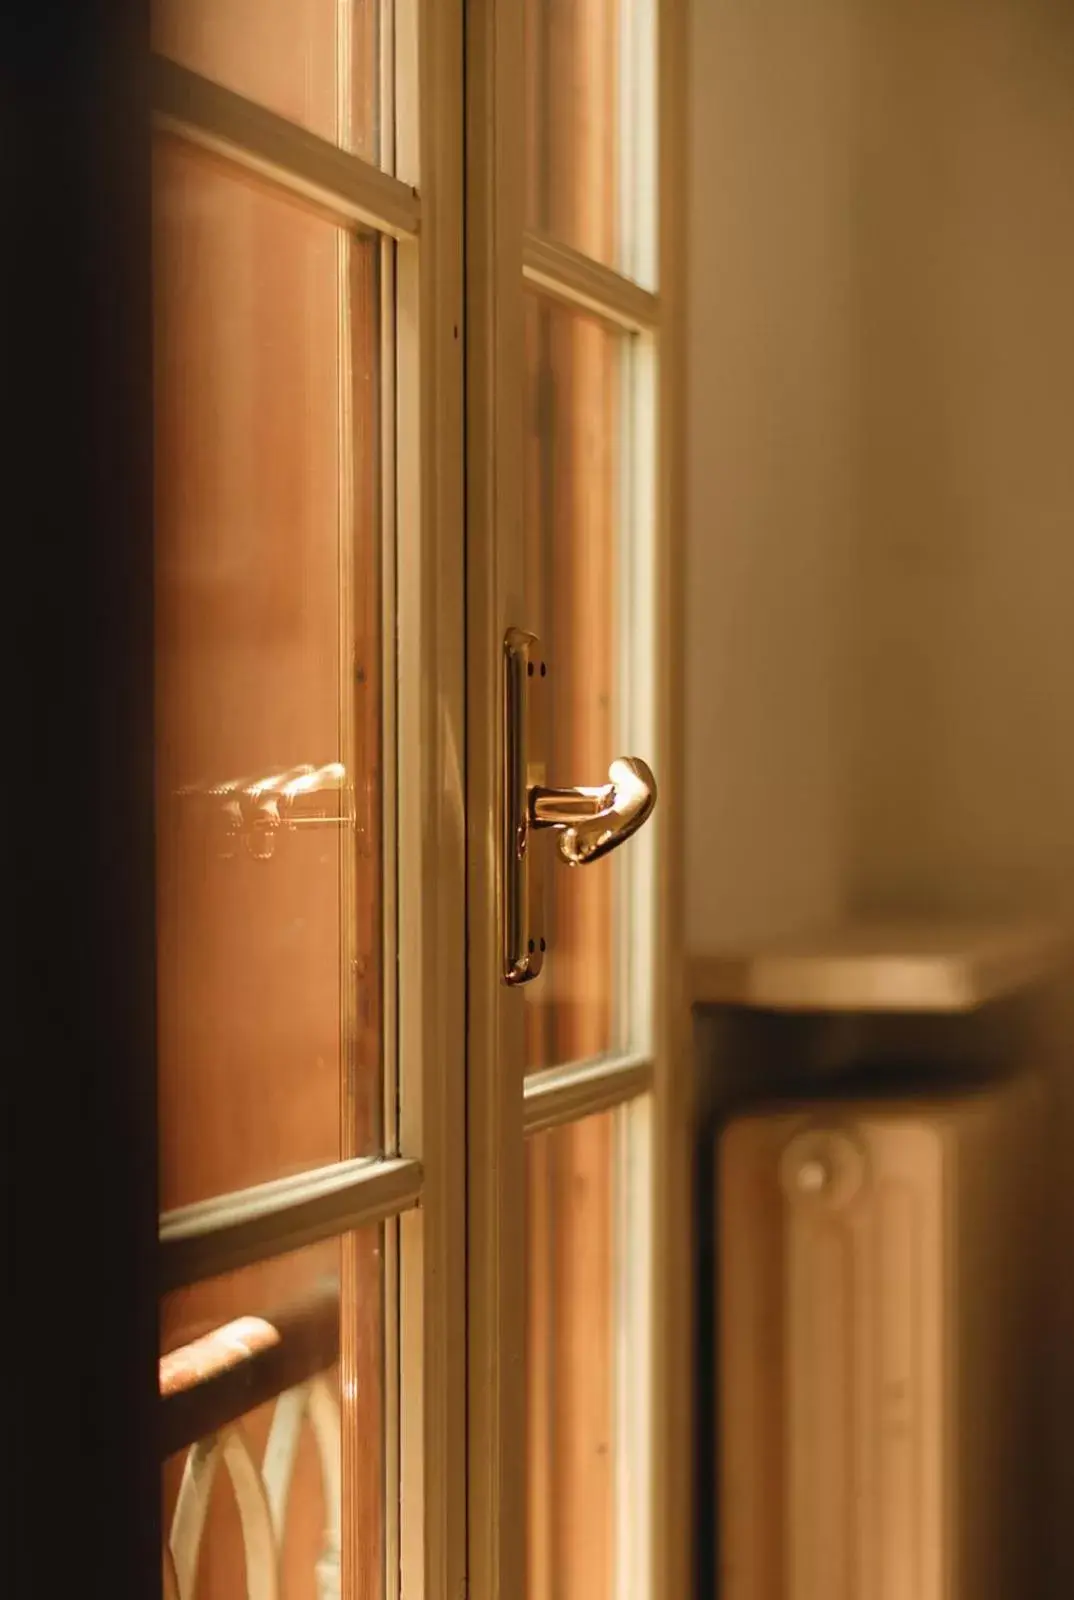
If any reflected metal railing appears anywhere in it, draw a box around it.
[160,1279,342,1600]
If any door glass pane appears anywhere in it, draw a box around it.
[526,1111,620,1600]
[523,294,626,1070]
[153,0,381,161]
[161,1229,385,1600]
[154,138,383,1207]
[524,0,656,286]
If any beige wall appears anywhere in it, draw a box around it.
[684,0,862,950]
[686,0,1074,947]
[686,0,1074,1584]
[848,0,1074,921]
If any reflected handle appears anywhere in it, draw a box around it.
[530,757,657,866]
[179,763,358,860]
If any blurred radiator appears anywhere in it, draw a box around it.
[718,1074,1043,1600]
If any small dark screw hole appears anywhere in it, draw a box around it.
[527,662,534,677]
[539,938,546,952]
[528,938,536,954]
[540,662,547,677]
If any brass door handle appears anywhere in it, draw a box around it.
[503,628,657,985]
[530,757,657,866]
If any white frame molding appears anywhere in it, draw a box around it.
[522,231,659,333]
[466,6,529,1600]
[522,1054,653,1136]
[159,1157,423,1292]
[393,8,468,1600]
[151,56,421,238]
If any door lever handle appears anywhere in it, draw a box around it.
[530,757,656,866]
[503,628,657,985]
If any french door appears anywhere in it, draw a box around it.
[150,5,688,1600]
[467,9,690,1600]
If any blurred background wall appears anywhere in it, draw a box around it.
[685,0,1074,1586]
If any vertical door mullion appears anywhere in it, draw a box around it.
[465,4,530,1600]
[394,6,468,1600]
